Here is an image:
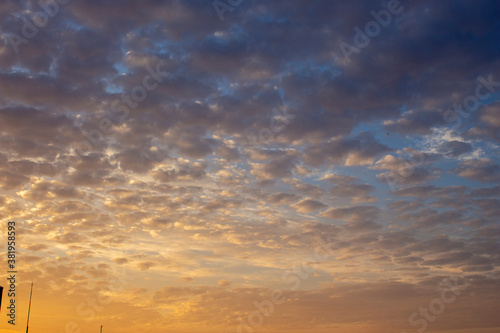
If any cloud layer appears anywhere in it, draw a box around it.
[0,0,499,332]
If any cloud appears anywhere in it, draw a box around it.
[303,132,391,167]
[250,153,298,181]
[455,158,500,182]
[0,0,499,332]
[290,199,328,214]
[322,174,377,204]
[437,140,474,158]
[372,154,437,186]
[480,102,500,128]
[267,192,302,206]
[384,109,446,135]
[320,205,381,231]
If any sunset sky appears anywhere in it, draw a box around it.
[0,0,499,332]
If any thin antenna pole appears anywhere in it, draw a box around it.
[26,283,33,333]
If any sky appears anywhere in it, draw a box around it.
[0,0,499,332]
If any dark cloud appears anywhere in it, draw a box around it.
[437,140,474,158]
[455,158,500,182]
[372,154,438,186]
[0,1,499,332]
[303,132,391,167]
[322,174,377,203]
[267,192,301,206]
[290,198,328,214]
[384,109,447,135]
[471,185,500,197]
